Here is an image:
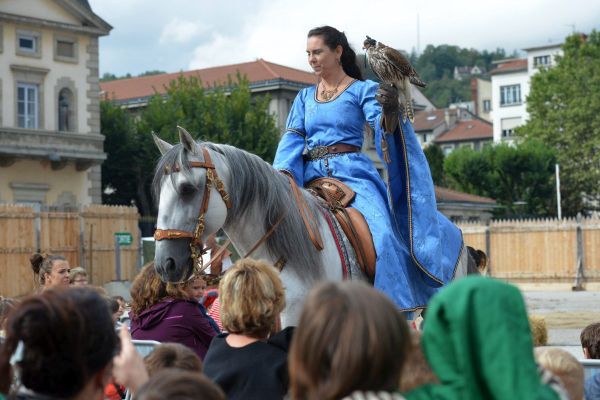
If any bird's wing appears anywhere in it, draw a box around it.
[380,46,415,77]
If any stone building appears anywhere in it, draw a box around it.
[0,0,111,207]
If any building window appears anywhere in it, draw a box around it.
[54,35,78,63]
[58,88,74,131]
[533,55,551,68]
[483,99,491,112]
[57,40,74,57]
[442,145,453,155]
[17,83,38,129]
[16,30,41,57]
[501,117,522,139]
[423,133,428,143]
[500,84,521,106]
[19,35,36,52]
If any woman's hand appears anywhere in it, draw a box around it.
[112,325,149,394]
[375,83,399,114]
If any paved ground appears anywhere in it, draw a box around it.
[521,288,600,358]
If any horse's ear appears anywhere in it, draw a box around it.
[152,133,173,156]
[178,126,198,155]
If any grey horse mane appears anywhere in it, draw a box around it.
[152,141,323,280]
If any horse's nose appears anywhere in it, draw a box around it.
[165,257,176,272]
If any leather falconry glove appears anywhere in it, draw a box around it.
[375,83,400,135]
[375,83,400,163]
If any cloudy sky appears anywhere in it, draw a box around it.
[89,0,600,76]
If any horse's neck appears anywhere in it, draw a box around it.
[223,210,274,261]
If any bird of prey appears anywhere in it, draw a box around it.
[363,35,426,126]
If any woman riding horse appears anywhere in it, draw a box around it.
[273,26,464,317]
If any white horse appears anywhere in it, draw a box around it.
[151,128,472,326]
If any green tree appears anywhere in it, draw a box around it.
[517,31,600,215]
[423,144,445,185]
[100,74,280,215]
[100,101,138,206]
[444,140,556,217]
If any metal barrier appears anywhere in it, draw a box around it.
[581,359,600,380]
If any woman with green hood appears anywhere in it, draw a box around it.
[405,276,568,400]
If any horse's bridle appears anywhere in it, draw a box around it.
[153,147,232,273]
[153,146,324,277]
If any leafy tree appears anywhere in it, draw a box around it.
[101,74,280,216]
[517,31,600,215]
[100,101,138,206]
[423,144,445,185]
[444,140,556,217]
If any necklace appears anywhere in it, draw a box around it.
[320,75,346,101]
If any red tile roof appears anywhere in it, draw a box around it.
[435,186,496,204]
[434,119,492,143]
[413,109,446,131]
[100,59,316,102]
[490,59,527,75]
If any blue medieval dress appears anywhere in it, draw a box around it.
[273,79,463,316]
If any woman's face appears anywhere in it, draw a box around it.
[306,35,342,77]
[45,260,71,288]
[184,277,207,302]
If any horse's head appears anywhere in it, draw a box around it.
[152,127,230,283]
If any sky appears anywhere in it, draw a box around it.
[89,0,600,77]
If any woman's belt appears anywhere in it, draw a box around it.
[303,144,361,161]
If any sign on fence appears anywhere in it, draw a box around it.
[115,232,133,246]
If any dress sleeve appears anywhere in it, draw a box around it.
[357,80,383,132]
[273,90,307,185]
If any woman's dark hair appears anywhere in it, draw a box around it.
[0,288,119,397]
[30,252,67,286]
[308,26,363,81]
[289,281,410,400]
[136,369,225,400]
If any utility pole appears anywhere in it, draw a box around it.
[416,13,421,55]
[555,163,562,219]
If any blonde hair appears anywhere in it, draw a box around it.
[218,258,285,338]
[69,267,88,283]
[534,347,584,400]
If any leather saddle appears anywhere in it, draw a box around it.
[306,177,376,281]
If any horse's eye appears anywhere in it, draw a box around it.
[179,183,196,196]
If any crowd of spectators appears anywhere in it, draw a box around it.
[0,252,598,400]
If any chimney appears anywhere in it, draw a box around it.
[444,109,457,128]
[471,78,479,116]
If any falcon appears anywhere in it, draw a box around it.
[363,36,426,125]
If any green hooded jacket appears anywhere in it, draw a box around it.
[405,276,566,400]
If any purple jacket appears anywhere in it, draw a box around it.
[130,298,216,359]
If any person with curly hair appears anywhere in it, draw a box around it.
[129,263,216,359]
